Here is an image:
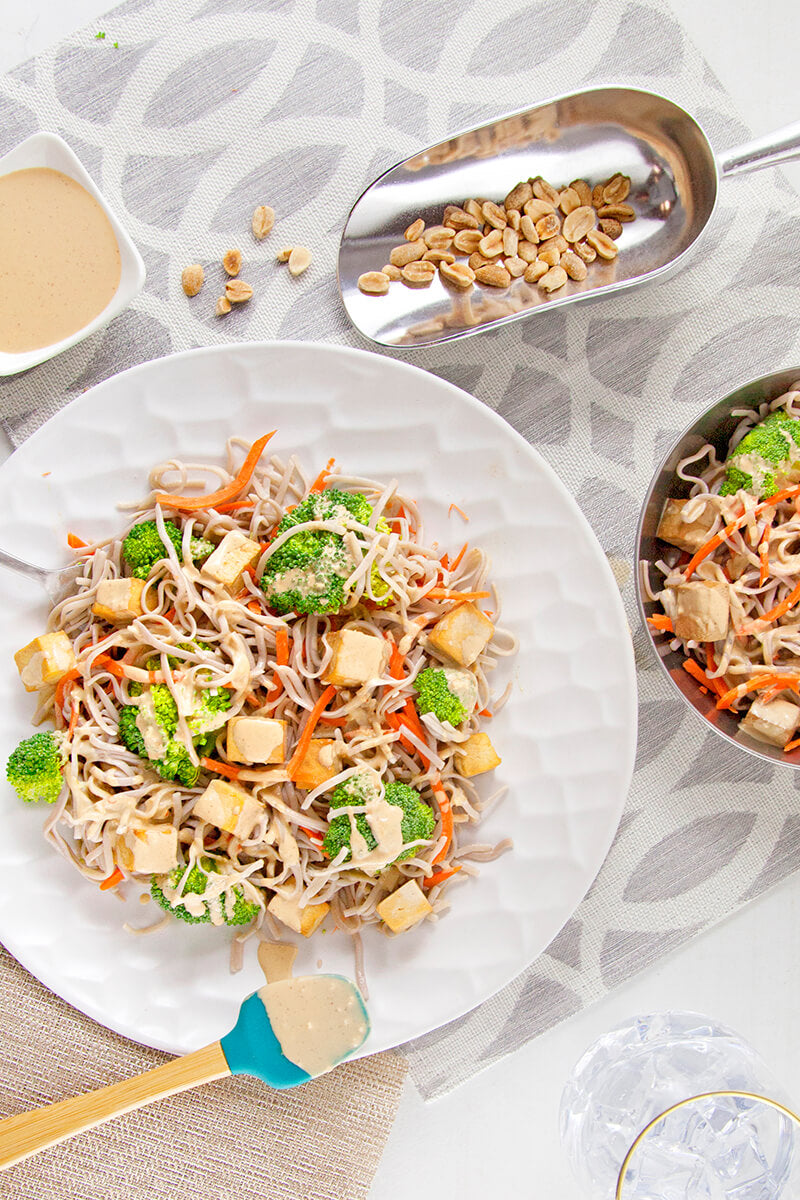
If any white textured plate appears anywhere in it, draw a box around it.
[0,343,636,1058]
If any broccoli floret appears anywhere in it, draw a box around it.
[413,667,469,726]
[260,519,351,616]
[384,781,436,856]
[117,680,228,786]
[322,775,435,864]
[122,519,215,580]
[6,732,65,805]
[261,490,393,615]
[118,704,147,758]
[151,860,259,926]
[720,411,800,498]
[187,688,232,736]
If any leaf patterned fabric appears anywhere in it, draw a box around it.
[1,0,800,1105]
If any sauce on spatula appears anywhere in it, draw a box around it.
[256,941,368,1077]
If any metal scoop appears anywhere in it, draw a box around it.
[338,86,800,349]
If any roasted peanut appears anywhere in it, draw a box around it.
[358,271,391,295]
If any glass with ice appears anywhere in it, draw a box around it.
[560,1012,800,1198]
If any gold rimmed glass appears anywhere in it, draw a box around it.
[615,1091,800,1199]
[561,1012,799,1199]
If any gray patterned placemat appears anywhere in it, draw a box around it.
[2,0,800,1108]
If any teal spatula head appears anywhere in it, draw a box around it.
[220,974,371,1090]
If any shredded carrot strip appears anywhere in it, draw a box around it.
[449,543,468,573]
[55,668,80,711]
[94,653,156,682]
[386,711,413,754]
[422,864,462,889]
[287,685,337,781]
[439,553,450,571]
[682,659,710,687]
[245,692,260,707]
[318,715,347,727]
[299,825,324,845]
[784,736,800,753]
[67,701,79,738]
[265,629,290,703]
[683,509,746,580]
[740,578,800,634]
[388,643,405,681]
[66,532,92,551]
[258,540,272,554]
[214,500,257,513]
[427,589,490,601]
[448,503,469,522]
[309,457,336,494]
[647,613,674,632]
[154,432,276,511]
[401,699,431,766]
[716,673,800,710]
[478,707,493,718]
[704,646,727,699]
[200,757,241,780]
[430,775,453,865]
[162,607,176,623]
[684,487,800,580]
[99,867,124,891]
[247,599,261,613]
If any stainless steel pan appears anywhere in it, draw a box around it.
[338,86,800,349]
[636,367,800,768]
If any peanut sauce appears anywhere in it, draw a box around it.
[0,167,121,353]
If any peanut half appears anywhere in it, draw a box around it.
[358,271,390,295]
[288,246,312,276]
[252,205,275,239]
[223,249,242,277]
[225,279,254,302]
[181,264,204,297]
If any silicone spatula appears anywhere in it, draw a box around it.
[0,975,370,1170]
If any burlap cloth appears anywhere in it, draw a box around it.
[0,946,408,1199]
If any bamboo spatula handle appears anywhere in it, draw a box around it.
[0,1041,230,1169]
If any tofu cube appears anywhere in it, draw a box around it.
[268,891,330,937]
[454,732,502,777]
[674,581,729,643]
[377,880,432,933]
[125,825,179,874]
[741,697,800,748]
[92,577,146,623]
[202,531,261,592]
[193,779,264,838]
[227,717,287,765]
[292,739,340,790]
[14,631,76,692]
[657,498,716,553]
[322,629,390,687]
[428,602,494,667]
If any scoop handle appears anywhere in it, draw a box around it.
[719,119,800,178]
[0,1041,230,1170]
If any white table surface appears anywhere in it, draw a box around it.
[2,5,800,1197]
